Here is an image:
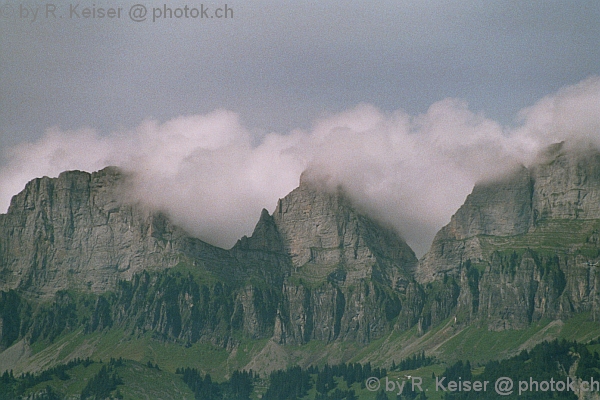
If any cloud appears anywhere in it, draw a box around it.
[0,127,115,212]
[1,77,600,256]
[513,76,600,149]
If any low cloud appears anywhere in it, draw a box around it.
[2,77,599,256]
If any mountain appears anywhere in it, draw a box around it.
[417,141,600,330]
[2,141,600,395]
[0,167,239,298]
[0,165,419,375]
[261,173,419,344]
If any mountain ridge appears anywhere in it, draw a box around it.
[2,141,600,380]
[0,165,421,365]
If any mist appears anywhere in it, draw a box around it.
[2,77,600,257]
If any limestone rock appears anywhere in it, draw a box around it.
[416,142,600,329]
[270,174,420,344]
[0,167,236,298]
[0,165,421,350]
[273,173,417,288]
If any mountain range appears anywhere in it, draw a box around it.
[1,141,600,398]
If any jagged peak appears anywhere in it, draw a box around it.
[252,208,276,237]
[233,208,286,253]
[259,207,270,218]
[275,170,348,220]
[272,168,417,281]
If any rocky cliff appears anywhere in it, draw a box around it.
[2,141,600,372]
[272,173,416,287]
[0,166,419,352]
[0,167,242,299]
[268,173,419,344]
[417,142,600,329]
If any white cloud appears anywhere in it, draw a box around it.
[514,76,600,150]
[2,77,599,256]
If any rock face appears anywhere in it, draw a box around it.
[0,167,237,298]
[269,174,419,344]
[2,141,600,362]
[273,173,417,286]
[416,166,534,284]
[531,143,600,220]
[0,166,419,350]
[442,165,534,240]
[417,142,600,329]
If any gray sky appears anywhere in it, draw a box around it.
[3,1,599,145]
[2,1,600,255]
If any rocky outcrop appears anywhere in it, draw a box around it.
[417,142,600,330]
[3,140,600,358]
[0,165,421,350]
[0,167,240,298]
[273,173,417,288]
[532,142,600,221]
[230,209,292,287]
[417,166,534,283]
[268,174,420,344]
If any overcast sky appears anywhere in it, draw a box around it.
[2,1,600,255]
